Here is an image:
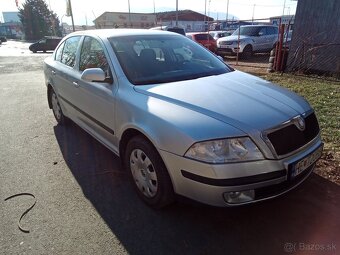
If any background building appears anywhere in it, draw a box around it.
[93,10,214,32]
[2,12,21,23]
[94,12,156,29]
[270,15,294,29]
[0,12,23,39]
[156,10,213,32]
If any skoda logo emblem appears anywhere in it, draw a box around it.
[295,116,306,131]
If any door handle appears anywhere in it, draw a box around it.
[51,70,56,75]
[72,81,80,88]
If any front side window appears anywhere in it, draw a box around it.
[79,36,109,73]
[267,27,278,35]
[109,34,232,85]
[61,36,81,67]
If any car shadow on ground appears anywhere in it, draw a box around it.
[54,122,340,255]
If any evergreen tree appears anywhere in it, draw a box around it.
[18,0,61,40]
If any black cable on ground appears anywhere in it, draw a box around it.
[4,193,36,233]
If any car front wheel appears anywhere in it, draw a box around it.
[125,135,175,208]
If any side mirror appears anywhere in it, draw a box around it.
[81,68,106,82]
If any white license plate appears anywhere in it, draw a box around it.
[292,146,323,177]
[220,45,231,48]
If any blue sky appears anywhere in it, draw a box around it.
[1,0,297,25]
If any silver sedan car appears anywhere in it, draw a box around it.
[44,29,323,208]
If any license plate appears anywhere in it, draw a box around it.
[292,146,323,177]
[220,45,230,48]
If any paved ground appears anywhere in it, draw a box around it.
[0,40,339,255]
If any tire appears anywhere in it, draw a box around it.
[240,45,253,60]
[270,49,276,57]
[125,135,175,208]
[50,88,67,125]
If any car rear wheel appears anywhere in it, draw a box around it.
[50,89,67,125]
[125,135,175,208]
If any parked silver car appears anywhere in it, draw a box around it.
[217,25,279,59]
[44,29,323,208]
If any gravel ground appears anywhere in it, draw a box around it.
[1,40,339,255]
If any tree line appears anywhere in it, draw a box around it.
[18,0,62,40]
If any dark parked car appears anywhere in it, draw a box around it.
[29,36,62,53]
[149,26,186,36]
[0,36,7,43]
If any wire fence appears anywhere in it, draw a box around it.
[207,15,340,79]
[210,17,293,75]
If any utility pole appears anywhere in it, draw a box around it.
[175,0,178,26]
[226,0,229,26]
[252,4,255,25]
[282,0,286,16]
[68,0,75,32]
[128,0,131,27]
[204,0,207,23]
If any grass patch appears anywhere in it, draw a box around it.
[262,73,340,153]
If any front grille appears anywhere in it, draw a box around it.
[267,113,320,156]
[220,41,233,45]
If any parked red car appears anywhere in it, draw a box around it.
[186,32,217,53]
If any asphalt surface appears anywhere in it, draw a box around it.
[0,40,339,255]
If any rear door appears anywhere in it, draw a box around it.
[50,36,82,119]
[252,27,268,51]
[266,26,278,50]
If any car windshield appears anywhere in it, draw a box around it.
[232,27,261,36]
[109,34,232,85]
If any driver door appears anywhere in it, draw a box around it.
[73,36,117,148]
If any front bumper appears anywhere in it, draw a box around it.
[160,137,323,207]
[216,43,243,55]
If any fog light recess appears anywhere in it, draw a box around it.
[223,190,255,204]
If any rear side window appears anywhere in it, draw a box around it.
[61,36,81,67]
[195,34,209,40]
[55,41,65,62]
[267,27,278,35]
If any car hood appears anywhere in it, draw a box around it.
[134,71,311,133]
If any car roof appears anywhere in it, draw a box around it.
[209,30,228,33]
[240,25,278,28]
[186,32,209,35]
[67,29,178,38]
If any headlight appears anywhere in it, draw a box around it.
[185,137,264,163]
